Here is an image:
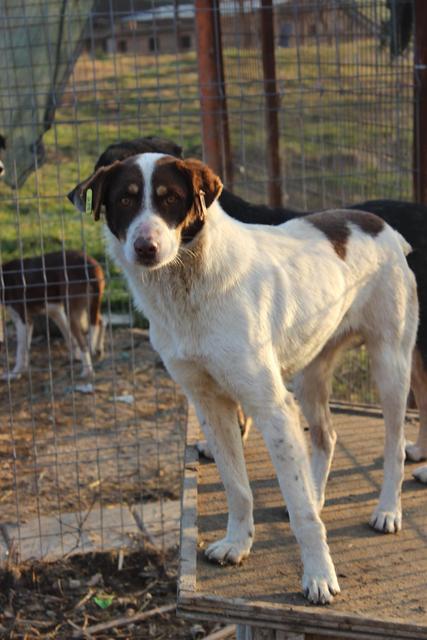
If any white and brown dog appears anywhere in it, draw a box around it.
[0,250,105,380]
[69,153,418,604]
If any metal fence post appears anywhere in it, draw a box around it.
[260,0,282,208]
[194,0,233,187]
[414,0,427,204]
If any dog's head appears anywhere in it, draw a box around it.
[68,153,222,270]
[94,136,183,170]
[0,135,6,178]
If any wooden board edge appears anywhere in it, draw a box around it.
[177,592,427,640]
[329,401,418,420]
[177,403,200,599]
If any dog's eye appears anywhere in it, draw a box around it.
[166,194,177,204]
[120,196,132,207]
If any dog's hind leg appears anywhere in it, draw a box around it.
[70,309,93,377]
[294,334,356,511]
[368,342,412,533]
[413,464,427,482]
[246,367,339,604]
[406,347,427,462]
[46,304,74,353]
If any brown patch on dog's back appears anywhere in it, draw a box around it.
[307,209,384,260]
[307,211,349,259]
[346,210,385,235]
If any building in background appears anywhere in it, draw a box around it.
[88,0,376,56]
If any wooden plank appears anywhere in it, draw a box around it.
[178,404,201,597]
[177,408,427,639]
[237,627,305,639]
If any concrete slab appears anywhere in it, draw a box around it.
[0,499,180,562]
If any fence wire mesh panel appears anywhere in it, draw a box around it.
[221,0,414,208]
[0,0,418,564]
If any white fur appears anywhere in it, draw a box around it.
[123,154,181,269]
[104,153,418,604]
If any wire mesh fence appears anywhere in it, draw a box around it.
[221,0,414,210]
[0,0,418,564]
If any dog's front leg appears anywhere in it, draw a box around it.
[2,309,32,380]
[250,386,339,605]
[193,394,254,564]
[167,359,254,564]
[196,406,251,460]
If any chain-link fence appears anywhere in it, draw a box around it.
[0,0,418,565]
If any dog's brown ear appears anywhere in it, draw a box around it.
[176,158,223,210]
[67,161,122,220]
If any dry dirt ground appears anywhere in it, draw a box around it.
[0,328,230,638]
[0,545,225,639]
[0,327,186,524]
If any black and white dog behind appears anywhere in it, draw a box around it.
[69,152,418,604]
[0,250,105,380]
[90,136,427,483]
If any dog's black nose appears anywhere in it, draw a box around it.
[134,237,159,264]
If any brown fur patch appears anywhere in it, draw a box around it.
[154,157,223,244]
[307,210,384,260]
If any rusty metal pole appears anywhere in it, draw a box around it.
[413,0,427,203]
[194,0,233,187]
[260,0,282,207]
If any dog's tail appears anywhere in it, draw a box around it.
[394,230,412,256]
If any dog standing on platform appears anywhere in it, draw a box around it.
[70,153,418,604]
[92,136,427,483]
[0,250,105,380]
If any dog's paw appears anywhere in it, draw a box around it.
[405,441,427,462]
[413,465,427,483]
[302,570,340,605]
[196,440,214,460]
[73,348,83,362]
[1,371,23,382]
[369,507,401,533]
[205,535,252,565]
[80,366,94,379]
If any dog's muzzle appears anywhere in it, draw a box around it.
[133,236,159,267]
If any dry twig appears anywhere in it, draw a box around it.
[202,625,237,640]
[71,602,175,638]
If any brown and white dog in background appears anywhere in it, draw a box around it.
[0,250,105,380]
